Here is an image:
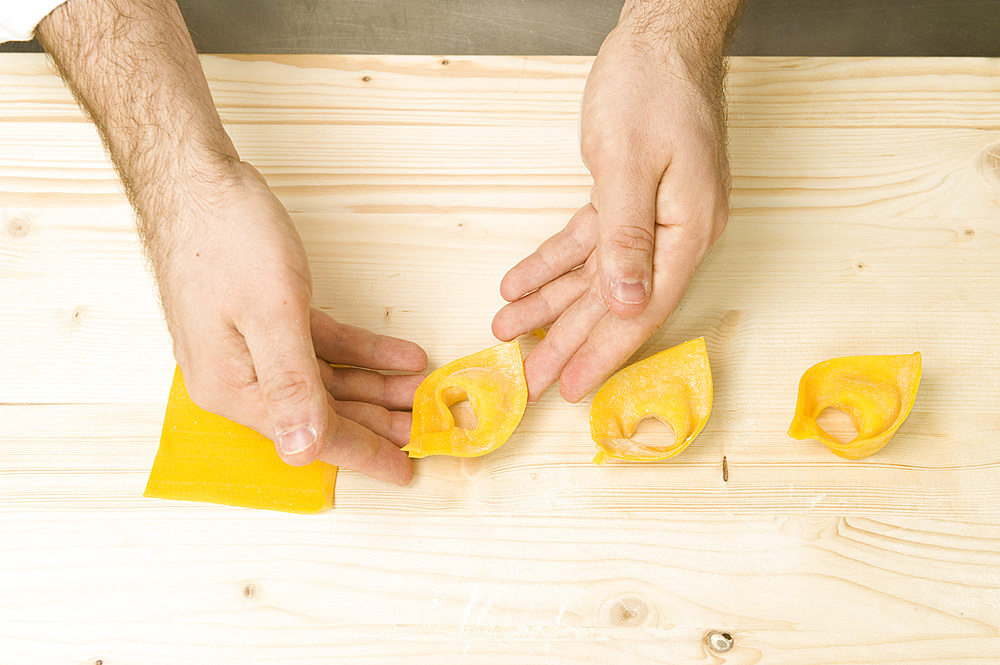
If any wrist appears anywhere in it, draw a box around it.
[128,144,242,249]
[608,0,744,136]
[618,0,745,41]
[127,139,240,211]
[615,0,744,71]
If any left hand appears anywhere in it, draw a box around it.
[492,20,732,403]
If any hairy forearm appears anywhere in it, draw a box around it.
[616,0,746,133]
[35,0,238,255]
[620,0,746,57]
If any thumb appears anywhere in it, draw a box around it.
[244,308,330,465]
[592,164,661,317]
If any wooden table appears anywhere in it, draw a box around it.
[2,54,999,663]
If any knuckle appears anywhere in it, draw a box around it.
[372,404,393,435]
[582,132,616,166]
[606,224,655,258]
[584,125,666,178]
[582,130,637,176]
[580,125,621,166]
[260,370,315,407]
[375,375,390,406]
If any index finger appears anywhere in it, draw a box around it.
[310,308,427,372]
[317,404,414,486]
[499,204,598,302]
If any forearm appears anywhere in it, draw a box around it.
[610,0,745,145]
[617,0,745,103]
[619,0,745,55]
[35,0,238,257]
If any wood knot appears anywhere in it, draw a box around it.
[607,596,650,627]
[720,309,743,327]
[6,216,30,238]
[71,306,84,326]
[713,309,744,338]
[978,142,1000,193]
[854,261,866,272]
[705,630,735,653]
[95,661,104,665]
[441,59,450,66]
[962,227,975,238]
[242,583,257,599]
[361,75,371,82]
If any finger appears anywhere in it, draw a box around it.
[332,398,412,448]
[317,362,424,411]
[316,411,413,485]
[492,259,593,341]
[310,308,427,372]
[521,287,607,402]
[499,204,598,302]
[592,159,663,318]
[558,315,657,404]
[559,226,706,403]
[242,297,330,465]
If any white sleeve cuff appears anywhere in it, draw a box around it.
[1,0,71,42]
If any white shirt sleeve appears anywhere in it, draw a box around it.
[1,0,70,42]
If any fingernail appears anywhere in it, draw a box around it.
[612,279,648,305]
[277,424,316,455]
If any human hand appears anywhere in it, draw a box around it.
[157,161,426,485]
[493,4,738,402]
[34,0,426,482]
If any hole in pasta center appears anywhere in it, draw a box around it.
[449,399,478,431]
[816,407,858,444]
[629,416,676,452]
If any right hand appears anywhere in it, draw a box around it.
[492,20,731,403]
[154,160,426,485]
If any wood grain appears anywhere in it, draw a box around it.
[1,54,999,663]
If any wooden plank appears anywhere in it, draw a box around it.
[5,55,1000,126]
[0,502,998,662]
[2,55,998,517]
[2,56,999,406]
[2,54,1000,662]
[3,402,999,519]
